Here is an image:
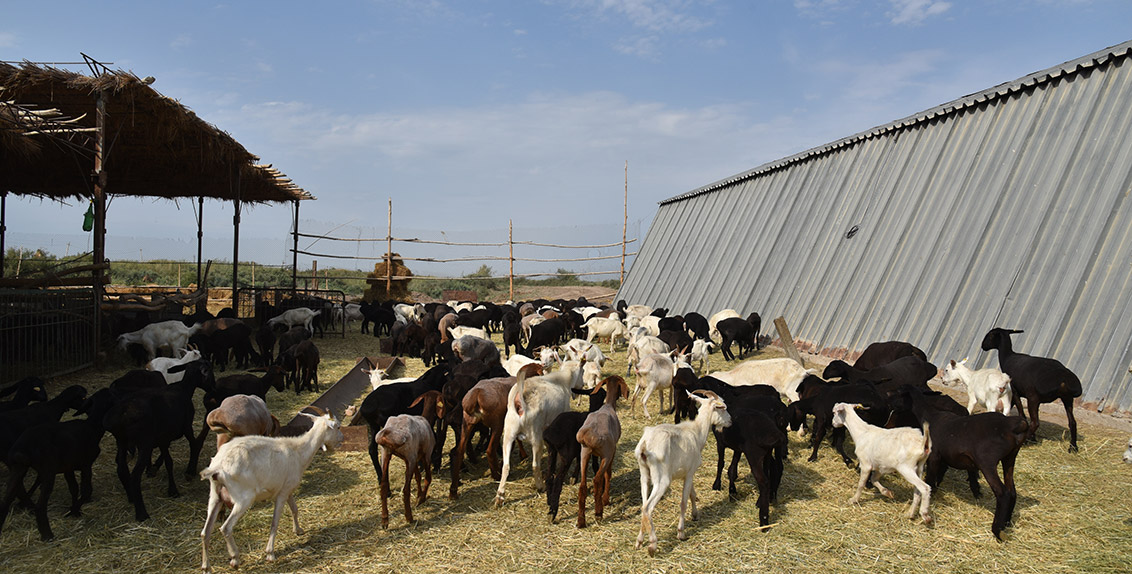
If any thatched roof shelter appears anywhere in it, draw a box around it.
[0,60,311,203]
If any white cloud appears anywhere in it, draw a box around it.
[613,35,661,57]
[170,33,192,50]
[570,0,711,33]
[888,0,951,25]
[818,49,944,102]
[0,31,17,48]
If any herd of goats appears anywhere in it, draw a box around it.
[0,295,1105,571]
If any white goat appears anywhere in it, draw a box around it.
[561,338,607,366]
[689,339,714,374]
[638,315,662,337]
[494,359,586,507]
[362,367,415,390]
[626,335,670,377]
[623,304,653,319]
[200,410,343,573]
[584,316,628,353]
[635,390,731,556]
[708,309,741,342]
[942,359,1013,415]
[709,358,811,402]
[1124,436,1132,463]
[631,352,682,418]
[342,303,363,326]
[267,308,320,333]
[831,402,933,524]
[117,320,201,361]
[146,348,203,383]
[502,354,541,377]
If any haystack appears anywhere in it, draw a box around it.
[363,253,413,302]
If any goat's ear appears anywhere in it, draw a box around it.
[949,360,956,367]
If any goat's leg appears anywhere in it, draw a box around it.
[380,447,393,528]
[62,470,83,517]
[749,450,771,527]
[642,473,670,556]
[897,465,933,524]
[115,440,133,501]
[807,417,828,463]
[130,449,152,521]
[577,445,592,528]
[265,496,286,561]
[450,421,472,500]
[1063,396,1079,453]
[0,466,29,535]
[402,459,415,525]
[849,465,872,505]
[219,499,250,570]
[159,444,180,498]
[1002,452,1019,528]
[200,483,225,574]
[677,474,695,540]
[831,427,855,468]
[640,385,654,419]
[727,449,743,500]
[531,436,547,492]
[494,426,519,507]
[597,457,613,519]
[286,493,303,535]
[367,426,384,485]
[871,473,895,499]
[980,461,1011,540]
[419,452,432,505]
[712,435,727,490]
[966,469,982,498]
[80,464,94,504]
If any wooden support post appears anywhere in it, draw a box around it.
[232,195,241,317]
[386,198,392,295]
[312,260,318,290]
[196,195,204,287]
[0,191,6,278]
[773,316,804,367]
[292,199,299,290]
[622,160,628,285]
[509,219,514,302]
[92,88,107,356]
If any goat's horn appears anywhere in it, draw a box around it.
[692,390,721,401]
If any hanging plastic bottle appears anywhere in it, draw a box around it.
[82,201,95,232]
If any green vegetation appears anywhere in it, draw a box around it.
[5,248,618,300]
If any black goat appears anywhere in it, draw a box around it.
[544,385,608,523]
[523,317,566,357]
[102,360,214,521]
[278,339,320,393]
[712,405,787,528]
[786,377,888,467]
[683,312,710,342]
[0,385,88,465]
[0,388,116,541]
[853,340,928,371]
[0,377,48,413]
[716,314,759,361]
[981,328,1083,452]
[890,386,1029,539]
[823,356,936,393]
[501,311,522,358]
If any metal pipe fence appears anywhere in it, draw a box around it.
[0,288,97,385]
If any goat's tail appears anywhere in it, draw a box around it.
[514,368,531,418]
[920,421,932,458]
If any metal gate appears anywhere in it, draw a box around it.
[0,288,97,385]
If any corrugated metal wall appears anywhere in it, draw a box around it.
[619,41,1132,413]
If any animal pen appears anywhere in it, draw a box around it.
[0,57,311,384]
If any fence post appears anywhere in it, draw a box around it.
[386,198,392,295]
[311,260,318,290]
[622,160,628,285]
[773,316,804,367]
[509,219,514,302]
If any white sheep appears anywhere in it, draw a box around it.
[831,402,933,524]
[708,309,741,342]
[199,410,343,573]
[635,390,731,556]
[709,358,811,402]
[941,359,1013,415]
[146,348,203,383]
[494,359,585,507]
[117,320,201,361]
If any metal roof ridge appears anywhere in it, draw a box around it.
[660,38,1132,206]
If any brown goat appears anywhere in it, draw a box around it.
[377,391,442,528]
[576,375,628,528]
[206,394,280,449]
[449,364,543,500]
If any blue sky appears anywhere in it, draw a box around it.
[4,1,1132,276]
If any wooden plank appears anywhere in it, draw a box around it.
[774,316,804,367]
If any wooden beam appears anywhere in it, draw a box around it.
[773,316,804,367]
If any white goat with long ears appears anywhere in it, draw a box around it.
[831,402,933,525]
[117,320,201,361]
[942,359,1013,415]
[494,359,586,508]
[267,307,321,333]
[635,390,731,556]
[199,410,343,573]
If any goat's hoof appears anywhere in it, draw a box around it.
[65,509,82,518]
[576,520,586,529]
[266,552,276,562]
[229,557,240,569]
[711,482,721,491]
[647,543,658,556]
[922,515,934,526]
[40,533,54,542]
[677,530,688,540]
[548,514,557,525]
[493,495,505,508]
[1068,444,1079,453]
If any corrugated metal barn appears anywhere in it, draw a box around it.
[618,40,1132,414]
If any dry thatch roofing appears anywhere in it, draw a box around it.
[0,61,312,203]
